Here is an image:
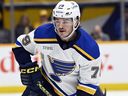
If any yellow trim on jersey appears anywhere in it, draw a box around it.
[40,68,64,96]
[77,85,96,95]
[54,88,63,96]
[34,38,57,42]
[73,45,95,60]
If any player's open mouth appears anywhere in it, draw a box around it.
[59,29,65,33]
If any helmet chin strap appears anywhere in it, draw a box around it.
[60,30,76,42]
[54,27,75,42]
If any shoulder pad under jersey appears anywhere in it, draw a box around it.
[34,23,58,43]
[72,28,100,61]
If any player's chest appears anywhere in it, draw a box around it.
[37,44,78,79]
[37,44,74,61]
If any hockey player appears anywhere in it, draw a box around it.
[12,0,105,96]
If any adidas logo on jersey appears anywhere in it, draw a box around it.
[42,46,53,50]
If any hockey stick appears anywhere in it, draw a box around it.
[36,81,52,96]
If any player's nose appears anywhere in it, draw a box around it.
[58,21,64,29]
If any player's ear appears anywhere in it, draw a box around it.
[74,16,80,28]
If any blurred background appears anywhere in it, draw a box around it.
[0,0,128,95]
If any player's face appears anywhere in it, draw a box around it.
[54,18,73,39]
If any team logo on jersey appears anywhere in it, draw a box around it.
[48,55,76,81]
[49,73,62,82]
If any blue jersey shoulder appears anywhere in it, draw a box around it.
[73,27,100,60]
[34,23,56,38]
[34,23,57,43]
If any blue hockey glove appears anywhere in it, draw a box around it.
[19,61,40,85]
[12,47,52,95]
[20,61,52,96]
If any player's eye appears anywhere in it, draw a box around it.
[54,18,73,25]
[63,18,72,24]
[54,20,60,24]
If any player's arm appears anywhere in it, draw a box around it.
[72,42,105,96]
[76,57,104,96]
[12,30,37,74]
[12,31,49,95]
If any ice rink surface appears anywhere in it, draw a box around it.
[0,91,128,96]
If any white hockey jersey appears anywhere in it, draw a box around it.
[15,23,101,96]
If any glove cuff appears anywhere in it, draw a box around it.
[20,61,39,74]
